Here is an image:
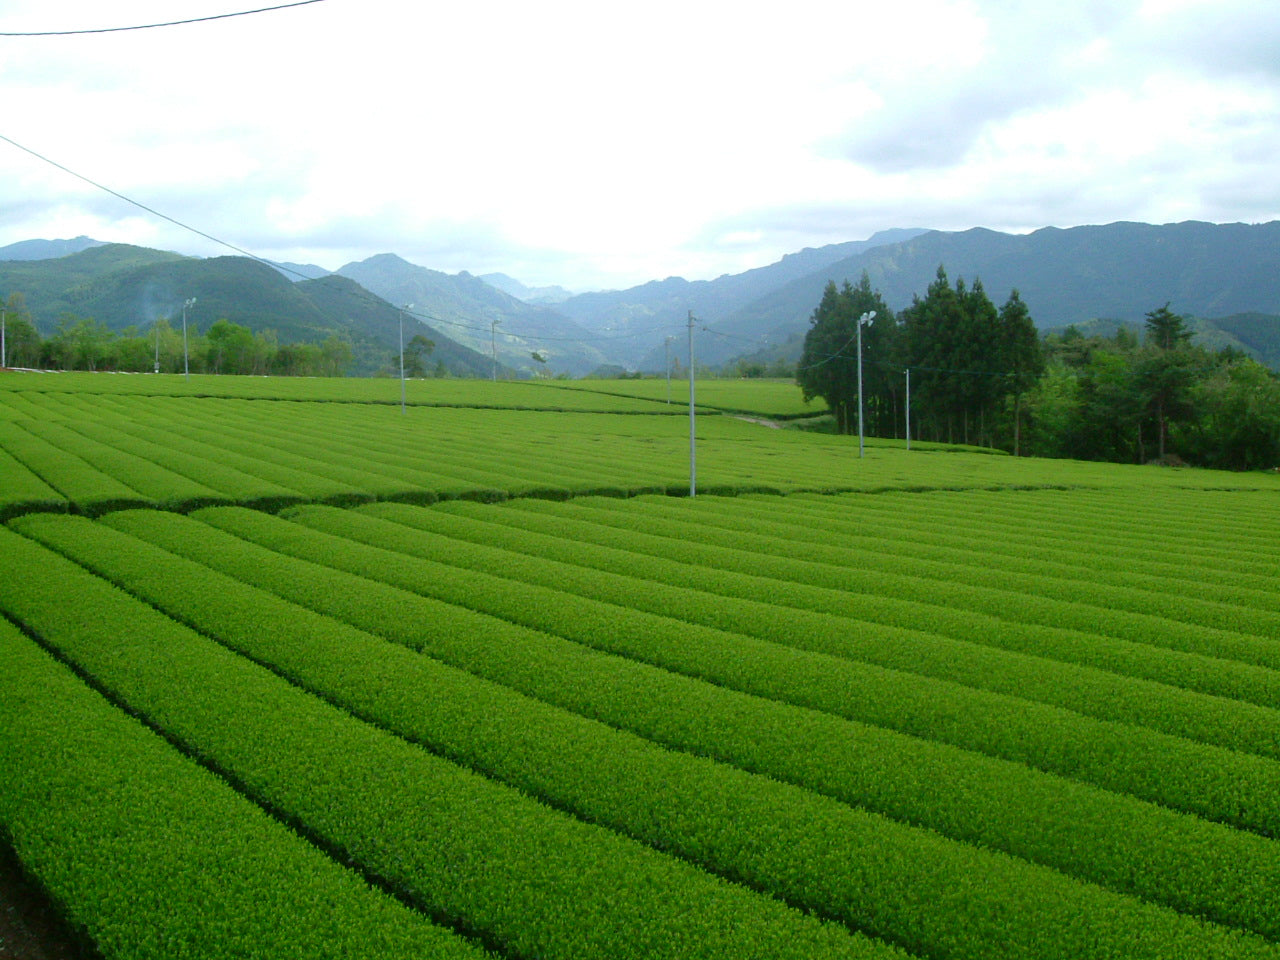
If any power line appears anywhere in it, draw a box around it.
[0,0,330,36]
[508,323,684,344]
[0,131,315,283]
[0,130,719,359]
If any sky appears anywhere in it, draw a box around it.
[1,0,1277,292]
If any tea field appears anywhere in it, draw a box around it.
[1,371,1278,960]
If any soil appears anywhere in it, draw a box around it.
[0,846,87,960]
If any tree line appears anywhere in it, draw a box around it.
[1,292,355,377]
[797,269,1280,471]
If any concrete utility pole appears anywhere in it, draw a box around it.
[905,368,911,451]
[1,307,6,369]
[400,303,413,414]
[154,319,160,374]
[688,311,697,497]
[182,298,196,380]
[490,319,501,382]
[856,310,876,458]
[665,335,674,404]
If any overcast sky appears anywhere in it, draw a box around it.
[1,0,1277,292]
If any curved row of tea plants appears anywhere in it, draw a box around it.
[778,491,1280,607]
[45,506,1280,942]
[821,488,1280,578]
[21,513,1277,956]
[0,619,490,960]
[639,493,1280,641]
[540,495,1280,673]
[425,496,1280,715]
[349,498,1280,740]
[105,503,1280,843]
[0,525,899,960]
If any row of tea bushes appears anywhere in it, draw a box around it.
[0,619,489,960]
[14,511,1280,955]
[48,506,1280,940]
[0,524,904,960]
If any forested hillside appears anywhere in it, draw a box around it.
[798,271,1280,471]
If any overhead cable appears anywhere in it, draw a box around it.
[0,0,330,36]
[0,130,313,282]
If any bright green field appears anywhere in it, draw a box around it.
[2,372,1279,960]
[0,371,680,412]
[3,371,827,418]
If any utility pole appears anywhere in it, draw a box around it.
[490,319,501,382]
[665,335,674,404]
[688,311,697,497]
[1,307,6,370]
[905,368,911,451]
[182,298,196,380]
[856,310,876,458]
[400,303,413,414]
[154,319,160,374]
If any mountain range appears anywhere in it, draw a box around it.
[0,243,494,377]
[3,220,1279,375]
[693,220,1280,368]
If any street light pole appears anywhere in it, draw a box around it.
[182,298,196,381]
[400,303,413,414]
[154,319,160,374]
[856,310,876,458]
[1,308,6,370]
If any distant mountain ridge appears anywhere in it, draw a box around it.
[3,220,1277,375]
[690,220,1280,368]
[480,273,574,305]
[557,229,931,371]
[0,244,494,377]
[336,255,611,377]
[0,235,105,261]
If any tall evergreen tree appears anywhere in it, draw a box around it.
[901,267,958,441]
[797,274,891,435]
[1144,303,1192,350]
[998,289,1043,456]
[1138,303,1195,459]
[960,277,1002,444]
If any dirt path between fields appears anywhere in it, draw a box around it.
[0,847,84,960]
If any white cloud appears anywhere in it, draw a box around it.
[0,0,1276,290]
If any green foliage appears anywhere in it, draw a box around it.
[1186,359,1280,470]
[183,497,1280,843]
[898,267,1032,446]
[0,252,492,377]
[1145,303,1194,350]
[797,274,892,434]
[1210,312,1280,369]
[0,620,486,960]
[403,334,434,377]
[1028,314,1278,467]
[433,495,1280,740]
[0,523,896,960]
[15,508,1276,956]
[4,377,1280,958]
[2,292,41,368]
